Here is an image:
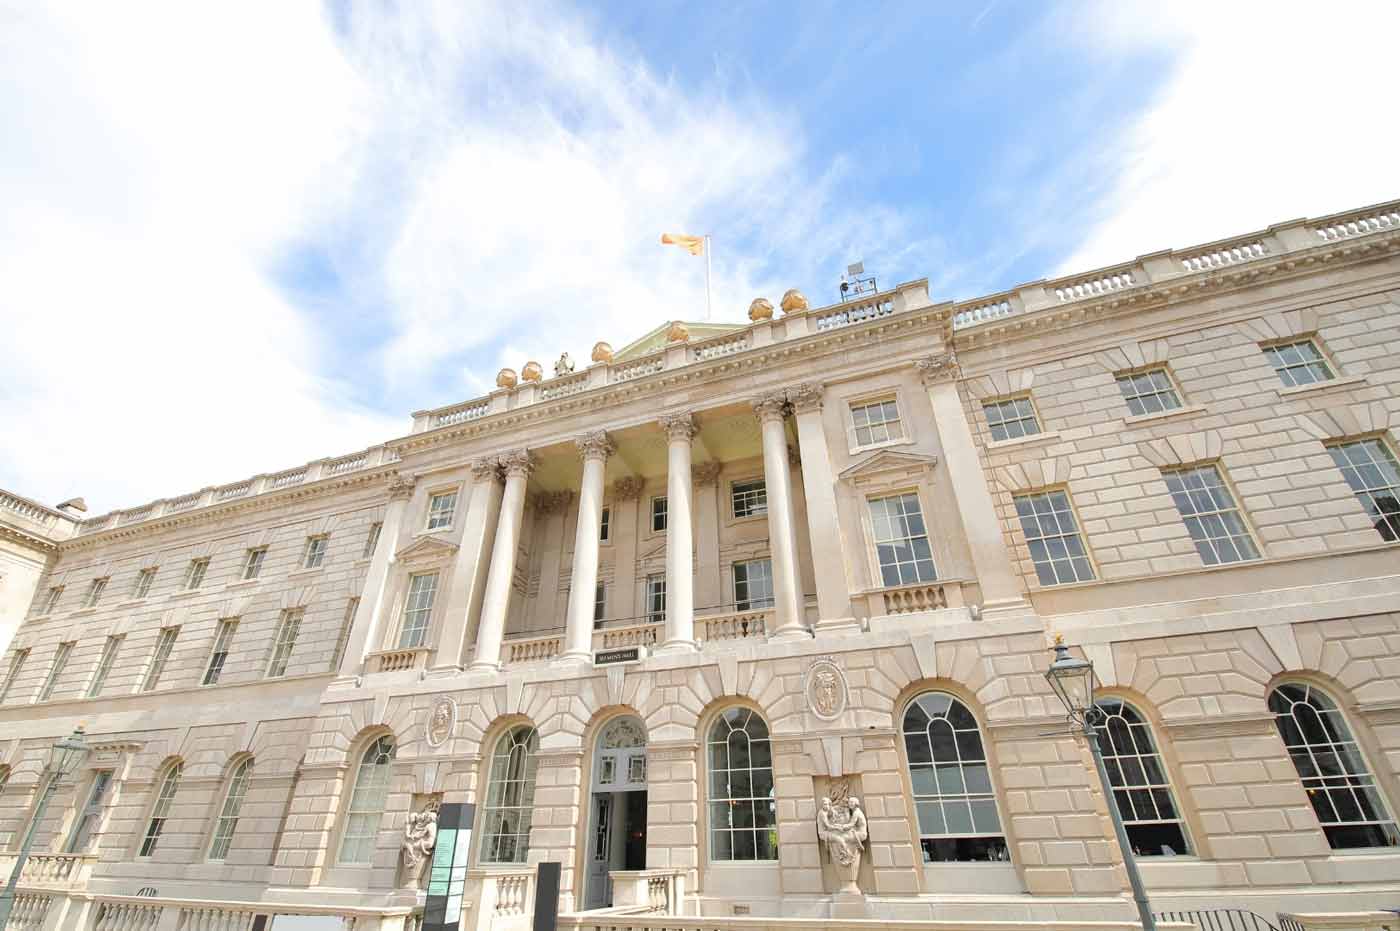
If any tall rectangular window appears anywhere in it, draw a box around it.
[331,597,359,670]
[143,628,179,691]
[645,574,666,624]
[1,649,29,703]
[88,636,123,698]
[204,619,239,685]
[43,586,63,614]
[599,507,611,543]
[266,610,303,678]
[363,522,383,558]
[868,493,937,586]
[1162,464,1260,565]
[133,568,157,599]
[1326,438,1400,542]
[593,582,606,626]
[66,771,113,853]
[733,558,775,610]
[1263,339,1334,388]
[303,536,328,569]
[1115,368,1182,417]
[850,398,904,447]
[185,558,210,590]
[84,578,108,608]
[427,491,458,530]
[242,548,267,580]
[731,480,768,519]
[399,573,438,649]
[1013,491,1095,585]
[983,396,1042,442]
[651,497,668,533]
[37,642,73,702]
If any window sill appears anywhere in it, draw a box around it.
[1123,404,1207,426]
[1275,374,1368,399]
[225,579,260,590]
[288,566,324,579]
[848,437,916,457]
[168,589,202,599]
[417,526,454,537]
[987,430,1062,452]
[69,607,97,618]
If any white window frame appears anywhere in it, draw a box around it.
[650,496,668,534]
[140,762,182,857]
[982,395,1043,443]
[43,586,63,615]
[84,578,108,608]
[645,574,666,624]
[1115,367,1185,418]
[398,572,439,649]
[1092,698,1193,857]
[478,726,540,864]
[866,491,938,588]
[66,770,113,854]
[242,548,267,581]
[593,581,606,626]
[133,568,156,599]
[204,619,239,685]
[265,609,303,678]
[37,642,74,702]
[338,735,395,864]
[363,522,383,559]
[1262,337,1336,389]
[732,558,775,611]
[848,395,906,450]
[1012,489,1096,586]
[209,757,253,860]
[426,490,459,531]
[143,628,179,692]
[87,636,123,698]
[1161,463,1260,566]
[1,649,29,703]
[707,707,778,862]
[1325,437,1400,543]
[599,506,611,543]
[185,558,210,590]
[331,597,359,671]
[730,479,768,521]
[302,536,329,569]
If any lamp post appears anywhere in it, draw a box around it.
[0,726,89,927]
[1044,639,1156,931]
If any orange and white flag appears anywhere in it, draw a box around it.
[660,232,705,255]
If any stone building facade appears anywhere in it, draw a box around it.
[2,199,1399,930]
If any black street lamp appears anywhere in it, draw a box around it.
[0,726,89,926]
[1045,639,1156,931]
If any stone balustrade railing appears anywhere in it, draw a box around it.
[77,894,422,931]
[74,444,398,538]
[1,490,60,526]
[863,580,968,618]
[696,609,769,642]
[555,917,1194,931]
[4,892,53,931]
[367,646,431,674]
[504,633,563,665]
[16,852,96,889]
[473,869,534,923]
[595,621,661,651]
[605,869,686,915]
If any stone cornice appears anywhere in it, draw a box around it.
[0,524,60,554]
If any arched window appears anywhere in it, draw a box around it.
[1270,683,1400,849]
[1093,698,1191,856]
[902,692,1006,862]
[209,757,254,860]
[0,765,9,796]
[140,762,182,857]
[481,726,539,863]
[707,707,777,861]
[339,735,395,863]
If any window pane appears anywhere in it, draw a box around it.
[480,727,539,863]
[709,709,777,861]
[1161,465,1259,565]
[1092,700,1193,855]
[901,693,1006,861]
[868,494,937,587]
[1013,491,1095,585]
[338,737,395,863]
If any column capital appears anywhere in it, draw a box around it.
[691,461,722,487]
[659,412,698,441]
[575,430,616,461]
[387,473,417,501]
[788,382,824,413]
[752,391,789,423]
[497,448,535,478]
[469,457,501,483]
[915,350,960,385]
[613,475,645,500]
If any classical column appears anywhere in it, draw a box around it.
[754,391,807,640]
[335,473,415,682]
[916,352,1027,612]
[788,383,857,628]
[469,449,534,671]
[431,458,503,673]
[561,431,614,661]
[658,413,698,652]
[692,462,723,613]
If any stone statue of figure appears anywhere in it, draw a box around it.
[817,795,868,894]
[554,352,575,377]
[401,803,439,888]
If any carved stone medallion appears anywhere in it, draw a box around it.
[805,656,848,721]
[425,696,456,748]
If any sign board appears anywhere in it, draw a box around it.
[594,647,640,666]
[424,802,474,931]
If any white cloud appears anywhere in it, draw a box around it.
[1059,0,1400,272]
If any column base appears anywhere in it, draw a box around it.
[768,624,814,642]
[466,659,503,674]
[425,664,466,679]
[654,638,698,654]
[814,616,861,635]
[552,650,593,666]
[978,598,1037,624]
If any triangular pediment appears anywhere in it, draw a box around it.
[614,320,747,362]
[395,535,459,563]
[839,449,939,483]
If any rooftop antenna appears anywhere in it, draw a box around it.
[838,260,878,303]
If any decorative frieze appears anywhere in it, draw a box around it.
[914,350,959,385]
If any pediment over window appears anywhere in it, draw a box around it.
[394,535,459,566]
[839,449,939,486]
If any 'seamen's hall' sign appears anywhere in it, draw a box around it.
[594,647,640,666]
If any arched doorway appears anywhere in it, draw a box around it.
[584,716,647,909]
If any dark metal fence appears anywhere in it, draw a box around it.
[1154,909,1282,931]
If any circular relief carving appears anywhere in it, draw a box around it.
[425,696,456,748]
[804,657,848,721]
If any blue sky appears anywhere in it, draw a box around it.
[2,1,1396,514]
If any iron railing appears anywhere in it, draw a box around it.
[1155,910,1282,931]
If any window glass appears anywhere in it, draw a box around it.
[363,522,383,558]
[331,598,359,671]
[427,491,458,530]
[593,582,606,626]
[599,507,611,542]
[1115,368,1183,417]
[645,574,666,624]
[143,628,179,691]
[303,536,328,569]
[851,398,904,447]
[243,548,267,580]
[1270,683,1400,849]
[1013,491,1095,585]
[205,620,238,685]
[1326,439,1400,542]
[185,558,210,589]
[902,692,1007,862]
[868,493,937,586]
[88,636,123,697]
[134,568,157,599]
[339,736,395,863]
[37,642,73,702]
[1093,699,1191,856]
[266,610,303,678]
[84,578,108,608]
[651,497,668,533]
[1263,339,1334,388]
[141,763,182,856]
[983,396,1041,442]
[44,586,64,614]
[733,559,775,610]
[481,726,539,863]
[731,480,768,519]
[399,573,439,649]
[67,770,113,853]
[1,649,29,703]
[209,758,253,859]
[708,708,778,861]
[1162,465,1259,565]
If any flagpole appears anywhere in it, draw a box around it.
[704,234,713,321]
